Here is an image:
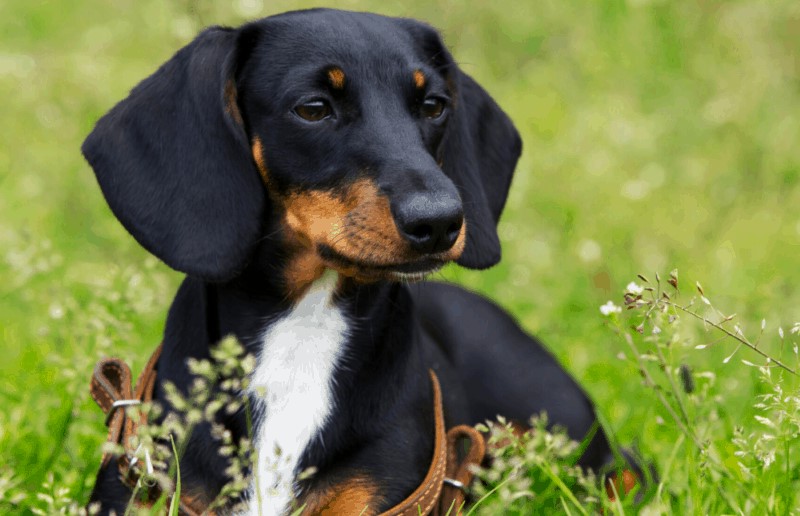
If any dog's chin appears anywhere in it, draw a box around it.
[386,267,441,283]
[356,262,444,283]
[316,244,447,283]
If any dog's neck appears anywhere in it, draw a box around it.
[241,271,347,515]
[202,263,424,513]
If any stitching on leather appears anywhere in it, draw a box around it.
[396,373,446,516]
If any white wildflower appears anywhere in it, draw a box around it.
[600,301,622,316]
[625,282,644,295]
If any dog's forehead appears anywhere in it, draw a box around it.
[253,10,426,75]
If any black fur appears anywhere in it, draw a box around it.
[84,9,622,513]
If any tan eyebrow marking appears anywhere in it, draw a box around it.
[327,67,346,89]
[413,69,426,89]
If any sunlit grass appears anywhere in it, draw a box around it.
[1,0,799,512]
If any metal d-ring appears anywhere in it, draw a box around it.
[443,477,466,491]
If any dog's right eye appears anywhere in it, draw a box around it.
[293,100,333,122]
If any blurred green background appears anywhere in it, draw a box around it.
[1,0,799,511]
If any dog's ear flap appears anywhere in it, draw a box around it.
[82,27,265,282]
[443,70,522,269]
[400,20,522,269]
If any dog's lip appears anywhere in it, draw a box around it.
[385,258,445,274]
[317,244,447,275]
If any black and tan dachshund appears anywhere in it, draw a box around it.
[84,8,634,514]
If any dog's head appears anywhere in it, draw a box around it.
[83,9,521,288]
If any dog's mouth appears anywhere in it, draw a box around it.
[317,244,445,281]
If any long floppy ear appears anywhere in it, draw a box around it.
[399,20,523,269]
[82,27,265,282]
[443,70,522,269]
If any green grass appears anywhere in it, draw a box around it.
[1,0,799,513]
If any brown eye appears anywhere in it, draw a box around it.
[421,97,446,119]
[294,100,332,122]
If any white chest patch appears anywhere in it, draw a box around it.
[240,272,349,516]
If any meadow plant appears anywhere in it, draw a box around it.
[3,0,799,513]
[8,238,799,514]
[1,232,175,514]
[598,271,799,514]
[469,415,609,515]
[469,270,799,514]
[115,335,258,514]
[5,224,799,514]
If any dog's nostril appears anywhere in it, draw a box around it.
[445,221,462,240]
[408,224,433,241]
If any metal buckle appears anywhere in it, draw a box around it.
[105,399,142,426]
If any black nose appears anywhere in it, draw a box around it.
[395,193,464,254]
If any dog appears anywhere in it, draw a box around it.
[83,8,631,514]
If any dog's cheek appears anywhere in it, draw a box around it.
[281,180,411,264]
[282,191,349,249]
[345,179,413,263]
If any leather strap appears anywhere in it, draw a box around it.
[439,425,486,515]
[378,370,448,516]
[90,353,135,468]
[91,349,485,515]
[91,344,161,468]
[91,345,212,515]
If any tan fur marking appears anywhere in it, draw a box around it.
[283,247,327,300]
[281,178,467,290]
[251,137,269,184]
[283,179,404,270]
[450,220,467,259]
[300,476,379,515]
[224,79,244,126]
[327,67,346,89]
[413,69,426,89]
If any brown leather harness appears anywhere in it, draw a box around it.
[90,346,486,515]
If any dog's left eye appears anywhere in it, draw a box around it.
[294,100,333,122]
[421,97,446,119]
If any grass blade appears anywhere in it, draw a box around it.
[169,434,181,516]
